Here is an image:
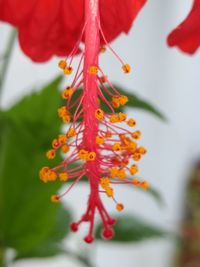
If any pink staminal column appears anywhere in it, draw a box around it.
[71,0,115,243]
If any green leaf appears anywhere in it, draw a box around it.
[4,75,62,126]
[0,76,71,255]
[96,214,167,243]
[131,183,164,206]
[99,85,166,120]
[145,186,164,205]
[117,87,166,121]
[15,243,63,260]
[15,204,71,260]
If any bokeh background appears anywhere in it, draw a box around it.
[1,0,200,267]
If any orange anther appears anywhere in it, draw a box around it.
[116,203,124,212]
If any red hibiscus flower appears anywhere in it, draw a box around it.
[0,0,146,62]
[167,0,200,54]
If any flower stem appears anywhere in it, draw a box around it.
[83,0,100,146]
[83,0,101,201]
[83,0,100,175]
[0,29,16,104]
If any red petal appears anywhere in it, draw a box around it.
[19,0,83,62]
[0,0,146,62]
[167,0,200,54]
[100,0,147,42]
[0,0,37,25]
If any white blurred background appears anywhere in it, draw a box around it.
[1,0,200,267]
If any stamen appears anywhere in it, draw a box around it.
[40,0,148,243]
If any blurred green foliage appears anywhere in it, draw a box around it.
[108,86,166,121]
[96,214,167,242]
[0,77,72,265]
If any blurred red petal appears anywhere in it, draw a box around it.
[167,0,200,54]
[0,0,146,62]
[18,0,83,62]
[0,0,37,25]
[100,0,146,42]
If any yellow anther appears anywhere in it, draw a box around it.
[120,135,128,143]
[58,60,66,70]
[118,112,127,122]
[61,87,74,99]
[67,128,76,138]
[40,167,57,183]
[58,106,70,118]
[64,66,73,75]
[111,95,128,108]
[129,164,139,175]
[96,136,105,145]
[40,166,49,174]
[112,143,121,151]
[112,96,120,102]
[119,134,126,141]
[99,75,108,83]
[46,149,56,159]
[119,95,128,105]
[47,171,57,181]
[87,152,96,161]
[111,101,120,108]
[100,46,106,53]
[128,141,137,152]
[95,109,104,120]
[58,106,67,116]
[51,195,60,203]
[61,144,70,153]
[105,131,112,138]
[116,203,124,212]
[62,115,71,123]
[140,181,150,190]
[105,187,114,197]
[111,96,120,108]
[132,131,141,140]
[110,114,119,123]
[110,167,118,178]
[117,169,126,179]
[88,65,98,75]
[123,138,131,146]
[122,63,131,74]
[137,146,147,155]
[79,149,88,160]
[100,177,110,189]
[132,152,141,161]
[132,178,140,186]
[52,139,60,149]
[58,134,67,145]
[59,172,69,182]
[127,118,136,127]
[39,167,50,182]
